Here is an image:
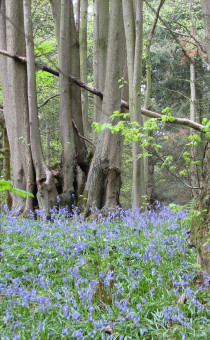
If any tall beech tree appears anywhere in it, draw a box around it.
[50,0,88,206]
[85,0,125,211]
[24,0,58,212]
[0,0,35,212]
[92,0,109,144]
[143,0,166,204]
[190,0,210,274]
[79,0,88,136]
[57,0,76,207]
[122,0,145,207]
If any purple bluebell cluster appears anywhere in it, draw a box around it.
[0,203,209,339]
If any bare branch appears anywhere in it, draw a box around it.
[0,48,207,133]
[72,119,95,148]
[151,146,200,190]
[38,93,60,109]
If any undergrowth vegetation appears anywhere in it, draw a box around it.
[0,204,209,339]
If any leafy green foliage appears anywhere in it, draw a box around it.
[202,119,210,139]
[0,180,34,198]
[161,155,173,169]
[187,134,201,146]
[34,42,54,55]
[93,103,208,191]
[36,70,54,86]
[161,107,175,123]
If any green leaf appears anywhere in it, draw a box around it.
[191,160,201,166]
[0,180,12,191]
[161,107,171,115]
[34,42,54,54]
[10,187,34,198]
[0,180,34,198]
[179,169,188,176]
[188,134,201,143]
[36,70,54,85]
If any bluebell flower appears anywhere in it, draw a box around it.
[62,328,69,335]
[71,328,84,339]
[142,328,148,335]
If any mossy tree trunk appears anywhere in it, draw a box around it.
[190,0,210,275]
[190,141,210,274]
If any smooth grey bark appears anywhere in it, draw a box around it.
[50,0,88,176]
[189,60,199,196]
[143,0,166,110]
[79,0,89,136]
[85,0,124,211]
[0,0,34,211]
[69,1,88,174]
[92,0,109,143]
[49,0,60,44]
[143,0,165,204]
[58,0,75,206]
[75,0,80,32]
[23,0,58,213]
[122,0,146,208]
[46,119,51,167]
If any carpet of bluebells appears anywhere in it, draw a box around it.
[0,203,209,339]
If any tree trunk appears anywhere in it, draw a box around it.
[92,0,109,143]
[0,118,12,209]
[190,141,210,274]
[189,60,199,196]
[69,1,89,176]
[75,0,80,33]
[0,0,35,211]
[84,0,124,212]
[190,0,210,274]
[58,0,76,207]
[80,0,89,136]
[143,0,165,205]
[50,0,88,192]
[122,0,146,208]
[23,0,58,213]
[46,119,51,167]
[201,0,210,67]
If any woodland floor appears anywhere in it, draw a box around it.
[0,204,209,339]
